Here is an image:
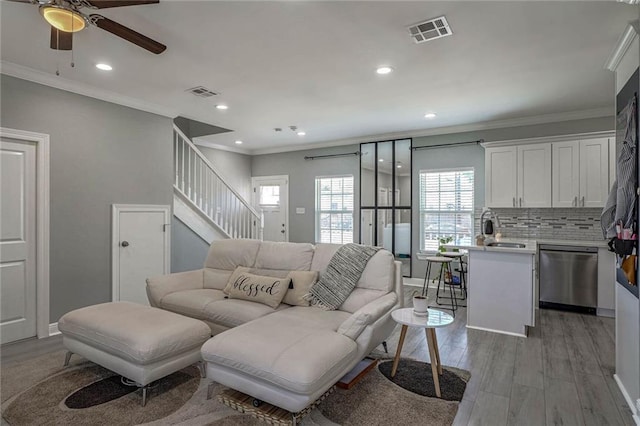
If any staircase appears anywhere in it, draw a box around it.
[173,125,262,240]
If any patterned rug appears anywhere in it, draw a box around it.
[1,351,469,425]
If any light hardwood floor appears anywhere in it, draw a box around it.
[391,285,634,426]
[0,287,634,425]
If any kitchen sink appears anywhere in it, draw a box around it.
[486,242,526,248]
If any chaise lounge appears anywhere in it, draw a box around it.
[146,239,403,414]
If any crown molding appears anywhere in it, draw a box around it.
[0,60,178,118]
[250,106,613,155]
[481,130,615,148]
[606,22,639,71]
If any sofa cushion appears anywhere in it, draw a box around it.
[201,307,356,394]
[254,241,314,271]
[338,288,389,313]
[283,270,318,306]
[204,268,233,290]
[202,299,290,328]
[160,289,226,320]
[58,302,211,365]
[204,239,261,270]
[225,271,290,308]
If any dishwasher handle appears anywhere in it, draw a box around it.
[538,244,598,253]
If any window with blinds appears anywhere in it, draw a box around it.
[419,169,474,251]
[315,176,354,244]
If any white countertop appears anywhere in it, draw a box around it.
[444,237,608,255]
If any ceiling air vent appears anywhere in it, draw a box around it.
[408,16,452,44]
[186,86,218,98]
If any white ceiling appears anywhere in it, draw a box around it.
[0,1,635,154]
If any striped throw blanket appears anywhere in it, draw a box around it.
[306,243,381,310]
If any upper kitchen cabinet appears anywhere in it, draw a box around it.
[485,144,551,208]
[552,138,610,208]
[517,143,552,207]
[485,146,517,207]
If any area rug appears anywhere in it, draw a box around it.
[1,351,469,425]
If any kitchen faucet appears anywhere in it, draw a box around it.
[480,208,501,239]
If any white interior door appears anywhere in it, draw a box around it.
[112,205,170,305]
[252,176,288,242]
[1,140,37,344]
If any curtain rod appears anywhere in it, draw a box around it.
[411,139,484,151]
[304,152,359,160]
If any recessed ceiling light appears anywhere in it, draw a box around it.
[379,158,384,162]
[235,140,243,145]
[95,63,112,71]
[397,165,402,168]
[424,112,437,119]
[376,66,393,75]
[297,131,306,136]
[216,104,228,110]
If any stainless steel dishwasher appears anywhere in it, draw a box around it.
[539,244,598,314]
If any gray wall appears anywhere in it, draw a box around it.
[1,75,173,322]
[198,146,253,200]
[251,145,360,244]
[410,116,614,277]
[171,217,210,272]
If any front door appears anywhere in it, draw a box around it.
[0,139,37,344]
[252,176,288,242]
[113,205,170,305]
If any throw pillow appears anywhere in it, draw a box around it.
[224,266,251,294]
[283,270,318,306]
[225,270,290,308]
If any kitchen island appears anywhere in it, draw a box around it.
[448,240,537,337]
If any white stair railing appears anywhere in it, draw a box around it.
[173,125,262,240]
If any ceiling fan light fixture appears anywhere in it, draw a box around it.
[96,63,112,71]
[40,5,86,33]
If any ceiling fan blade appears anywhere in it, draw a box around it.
[90,14,166,54]
[50,27,73,50]
[85,0,158,9]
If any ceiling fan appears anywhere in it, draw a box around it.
[7,0,166,54]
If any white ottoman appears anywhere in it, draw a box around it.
[58,301,211,405]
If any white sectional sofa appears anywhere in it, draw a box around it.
[146,239,403,413]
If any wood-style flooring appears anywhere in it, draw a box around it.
[0,286,634,425]
[389,285,634,426]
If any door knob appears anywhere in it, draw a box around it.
[121,241,129,247]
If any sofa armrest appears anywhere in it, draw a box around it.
[338,292,398,340]
[146,269,205,307]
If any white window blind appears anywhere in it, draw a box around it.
[419,169,474,251]
[315,176,354,244]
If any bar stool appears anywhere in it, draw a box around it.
[420,256,458,317]
[441,251,468,304]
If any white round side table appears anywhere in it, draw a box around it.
[390,307,454,398]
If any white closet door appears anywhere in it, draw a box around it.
[0,140,37,343]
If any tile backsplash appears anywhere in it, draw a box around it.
[474,208,605,241]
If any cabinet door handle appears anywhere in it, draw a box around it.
[519,197,522,207]
[513,197,516,207]
[582,196,585,207]
[573,196,577,207]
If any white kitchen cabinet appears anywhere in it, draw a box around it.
[552,138,610,208]
[552,141,580,207]
[517,143,551,207]
[609,136,616,188]
[485,144,550,208]
[580,138,610,207]
[485,146,517,208]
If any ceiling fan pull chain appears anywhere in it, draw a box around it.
[56,30,60,76]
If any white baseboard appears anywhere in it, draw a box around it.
[466,324,527,338]
[614,373,640,424]
[48,322,60,337]
[596,307,615,318]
